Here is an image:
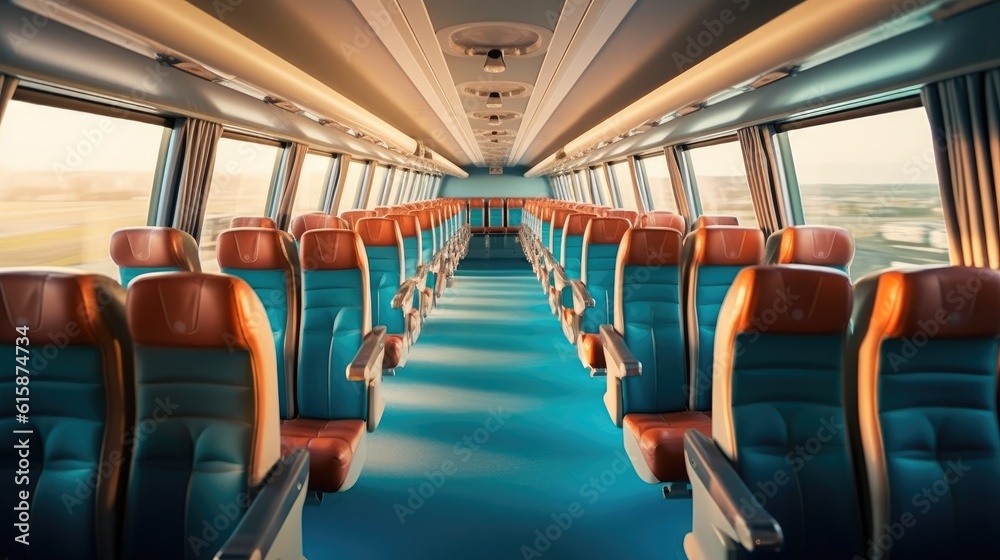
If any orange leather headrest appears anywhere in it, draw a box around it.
[584,218,631,246]
[413,210,434,229]
[355,218,402,247]
[230,216,277,229]
[126,272,270,350]
[109,227,201,271]
[766,226,855,267]
[551,209,574,230]
[693,215,739,229]
[689,226,764,266]
[386,213,421,237]
[508,198,524,209]
[621,228,683,267]
[639,212,686,231]
[0,269,124,345]
[340,210,375,229]
[469,199,485,208]
[723,265,852,335]
[563,213,596,236]
[217,228,297,271]
[858,266,1000,339]
[488,198,504,208]
[300,229,367,271]
[290,213,343,241]
[606,210,639,226]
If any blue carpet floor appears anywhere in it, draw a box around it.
[303,259,691,560]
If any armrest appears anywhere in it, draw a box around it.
[348,326,386,382]
[599,325,641,379]
[684,430,783,553]
[391,279,419,311]
[564,280,594,313]
[215,449,310,560]
[550,265,569,292]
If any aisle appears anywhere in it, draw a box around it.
[303,260,690,560]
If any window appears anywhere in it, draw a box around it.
[336,160,368,211]
[574,170,591,203]
[387,168,407,206]
[590,167,611,205]
[687,140,757,227]
[200,135,282,271]
[291,152,336,218]
[610,162,638,209]
[0,98,169,278]
[638,154,678,213]
[364,165,390,208]
[783,106,947,278]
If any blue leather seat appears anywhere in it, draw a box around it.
[507,198,524,231]
[682,226,764,411]
[0,270,132,560]
[468,198,486,233]
[638,211,686,231]
[684,265,860,559]
[283,229,386,493]
[109,227,201,286]
[124,271,307,559]
[549,208,573,265]
[355,217,420,369]
[217,227,300,419]
[573,217,632,370]
[488,198,505,233]
[560,213,596,281]
[847,266,1000,559]
[386,213,423,280]
[765,225,855,274]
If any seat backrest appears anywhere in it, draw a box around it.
[297,229,372,419]
[110,227,201,286]
[507,198,524,227]
[386,213,422,278]
[469,198,486,227]
[0,270,132,560]
[606,209,639,226]
[373,206,391,217]
[638,211,686,232]
[560,213,595,280]
[549,208,574,261]
[581,218,632,334]
[217,227,300,420]
[488,198,505,228]
[614,228,687,413]
[123,272,279,560]
[691,214,739,229]
[765,225,855,273]
[355,218,406,334]
[715,265,862,558]
[290,212,345,241]
[682,226,764,410]
[340,210,376,230]
[848,266,1000,560]
[230,216,277,229]
[413,210,435,264]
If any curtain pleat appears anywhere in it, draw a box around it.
[273,143,309,230]
[172,119,223,240]
[664,146,692,222]
[923,69,1000,268]
[737,126,785,236]
[0,75,19,127]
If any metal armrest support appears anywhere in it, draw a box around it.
[391,279,419,312]
[599,325,641,379]
[684,430,783,553]
[215,449,310,560]
[348,326,386,382]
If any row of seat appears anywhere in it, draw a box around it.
[0,269,309,560]
[684,263,1000,560]
[107,199,471,496]
[464,197,525,234]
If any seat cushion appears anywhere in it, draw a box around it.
[280,419,366,492]
[579,333,606,369]
[623,412,712,482]
[384,334,406,369]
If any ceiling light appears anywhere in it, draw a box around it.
[488,115,502,126]
[484,49,506,73]
[486,91,503,108]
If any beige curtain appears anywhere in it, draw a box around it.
[737,126,787,236]
[272,143,309,230]
[922,69,1000,268]
[664,146,693,222]
[172,119,224,239]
